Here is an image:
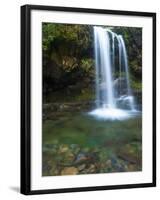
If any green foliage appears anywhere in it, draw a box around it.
[43,23,93,57]
[131,79,142,91]
[42,23,142,100]
[111,26,142,77]
[80,58,94,72]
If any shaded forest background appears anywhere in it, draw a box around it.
[42,23,142,104]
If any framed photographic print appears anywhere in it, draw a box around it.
[21,4,156,195]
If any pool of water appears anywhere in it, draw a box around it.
[42,111,142,176]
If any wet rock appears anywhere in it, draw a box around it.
[59,104,69,110]
[111,155,118,165]
[78,164,86,171]
[43,142,141,176]
[49,164,59,176]
[58,152,75,165]
[42,163,52,175]
[74,152,88,164]
[70,144,80,154]
[114,163,125,172]
[66,152,75,162]
[82,164,96,174]
[117,143,142,165]
[43,101,94,120]
[74,152,99,165]
[61,167,78,175]
[127,164,138,171]
[87,164,96,173]
[106,159,112,168]
[59,144,69,153]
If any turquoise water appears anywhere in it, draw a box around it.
[43,112,141,147]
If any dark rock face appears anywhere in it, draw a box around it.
[113,77,128,96]
[43,101,94,120]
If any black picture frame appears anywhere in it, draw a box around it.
[21,4,156,195]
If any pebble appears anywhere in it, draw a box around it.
[59,144,69,153]
[78,164,86,171]
[61,167,78,175]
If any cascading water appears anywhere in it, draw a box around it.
[89,26,138,120]
[118,35,135,110]
[94,27,115,109]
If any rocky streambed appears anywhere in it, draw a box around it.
[43,142,142,176]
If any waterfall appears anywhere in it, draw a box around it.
[118,35,135,110]
[89,26,137,120]
[94,27,115,109]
